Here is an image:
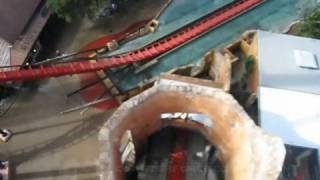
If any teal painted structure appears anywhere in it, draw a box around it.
[108,0,319,92]
[109,0,234,56]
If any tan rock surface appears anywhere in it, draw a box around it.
[99,78,285,180]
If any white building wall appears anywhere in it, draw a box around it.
[259,86,320,162]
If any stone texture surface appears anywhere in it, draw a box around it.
[99,78,286,180]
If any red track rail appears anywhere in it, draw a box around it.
[0,0,264,83]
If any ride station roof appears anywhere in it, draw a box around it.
[257,30,320,162]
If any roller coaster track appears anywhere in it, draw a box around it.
[0,0,265,83]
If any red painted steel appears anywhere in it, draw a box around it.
[167,131,188,180]
[0,0,264,83]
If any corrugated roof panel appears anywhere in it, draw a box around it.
[0,38,10,70]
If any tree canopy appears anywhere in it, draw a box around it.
[46,0,110,22]
[297,9,320,38]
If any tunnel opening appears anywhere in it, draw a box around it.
[123,127,224,180]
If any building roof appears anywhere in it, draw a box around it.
[258,30,320,95]
[260,87,320,149]
[0,0,42,43]
[258,31,320,161]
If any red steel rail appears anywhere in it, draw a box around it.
[0,0,264,83]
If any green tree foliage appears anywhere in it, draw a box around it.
[46,0,110,22]
[298,9,320,38]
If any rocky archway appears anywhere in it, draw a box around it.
[99,78,285,180]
